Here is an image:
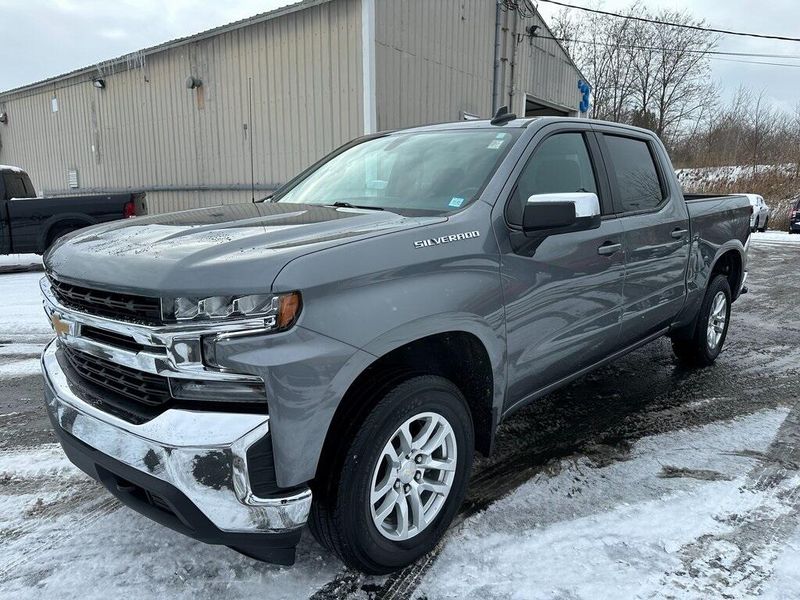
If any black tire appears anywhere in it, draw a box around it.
[672,274,731,367]
[758,217,768,233]
[308,375,474,574]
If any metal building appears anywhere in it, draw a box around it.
[0,0,586,214]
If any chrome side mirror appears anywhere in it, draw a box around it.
[523,192,601,234]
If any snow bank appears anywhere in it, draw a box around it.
[750,230,800,248]
[676,163,798,189]
[0,253,41,270]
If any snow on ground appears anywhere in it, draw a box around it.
[750,230,800,248]
[0,441,342,600]
[0,270,51,378]
[0,253,41,271]
[762,527,800,600]
[0,271,50,337]
[417,409,796,600]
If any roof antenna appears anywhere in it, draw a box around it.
[491,105,517,125]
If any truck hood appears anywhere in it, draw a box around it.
[44,202,445,296]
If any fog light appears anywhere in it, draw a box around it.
[169,378,266,403]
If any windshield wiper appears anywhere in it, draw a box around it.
[326,201,384,211]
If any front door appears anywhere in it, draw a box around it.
[496,129,625,411]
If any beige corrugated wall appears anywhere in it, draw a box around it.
[0,0,363,214]
[373,1,583,130]
[374,0,496,130]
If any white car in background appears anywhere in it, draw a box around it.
[746,193,770,232]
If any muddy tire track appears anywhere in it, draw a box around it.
[661,402,800,597]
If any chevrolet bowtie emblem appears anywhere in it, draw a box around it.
[51,314,71,336]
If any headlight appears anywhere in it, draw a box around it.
[163,291,302,326]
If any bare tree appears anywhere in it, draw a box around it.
[550,5,639,122]
[552,3,718,143]
[648,10,718,141]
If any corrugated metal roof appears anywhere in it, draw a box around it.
[0,0,333,98]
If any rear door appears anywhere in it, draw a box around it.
[495,125,625,410]
[596,129,690,347]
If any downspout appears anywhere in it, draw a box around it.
[361,0,377,134]
[492,1,502,114]
[508,8,519,111]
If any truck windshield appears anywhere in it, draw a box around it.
[273,129,520,213]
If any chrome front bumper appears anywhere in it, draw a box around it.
[42,339,311,534]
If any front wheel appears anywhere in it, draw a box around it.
[672,274,731,367]
[758,217,768,233]
[309,375,474,574]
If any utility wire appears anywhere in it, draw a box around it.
[536,0,800,43]
[536,36,800,68]
[541,36,800,61]
[708,56,800,68]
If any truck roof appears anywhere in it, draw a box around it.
[389,116,662,138]
[0,165,24,174]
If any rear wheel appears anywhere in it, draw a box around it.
[308,375,474,574]
[672,274,731,367]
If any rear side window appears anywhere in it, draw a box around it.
[2,174,28,199]
[507,133,598,225]
[604,135,664,213]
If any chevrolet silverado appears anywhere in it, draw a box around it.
[40,115,752,573]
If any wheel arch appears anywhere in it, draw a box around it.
[39,213,97,252]
[312,328,501,490]
[709,247,744,301]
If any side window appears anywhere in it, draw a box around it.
[603,135,664,213]
[21,175,35,197]
[508,133,598,225]
[2,174,28,200]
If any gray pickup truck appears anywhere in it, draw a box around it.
[40,116,751,573]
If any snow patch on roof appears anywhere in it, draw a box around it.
[0,164,23,173]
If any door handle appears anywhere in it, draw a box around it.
[671,228,689,239]
[597,242,622,256]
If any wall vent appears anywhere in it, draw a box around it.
[67,169,79,189]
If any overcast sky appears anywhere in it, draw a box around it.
[1,0,798,113]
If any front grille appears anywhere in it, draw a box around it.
[63,346,171,407]
[50,277,162,324]
[81,325,147,353]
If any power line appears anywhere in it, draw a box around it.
[536,0,800,43]
[542,36,800,61]
[709,56,800,68]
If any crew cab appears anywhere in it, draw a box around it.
[0,165,146,254]
[40,116,751,574]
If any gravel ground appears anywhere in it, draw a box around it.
[1,231,798,599]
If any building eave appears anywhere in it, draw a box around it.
[0,0,334,101]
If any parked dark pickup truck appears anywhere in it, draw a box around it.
[0,165,146,254]
[40,116,751,574]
